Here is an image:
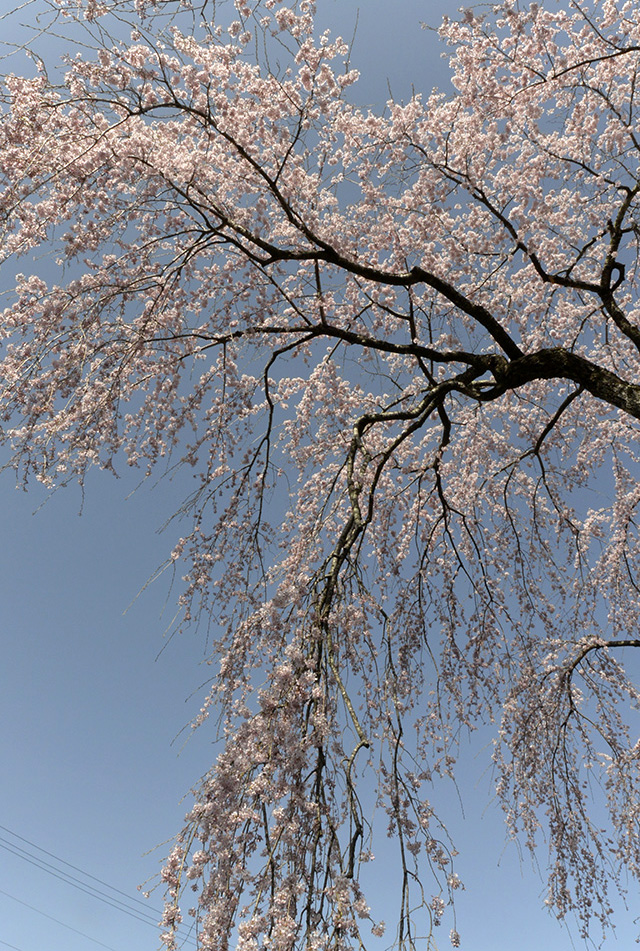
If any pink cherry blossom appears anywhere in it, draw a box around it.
[1,0,640,947]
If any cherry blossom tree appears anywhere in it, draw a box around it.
[1,0,640,947]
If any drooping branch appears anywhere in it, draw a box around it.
[3,2,640,949]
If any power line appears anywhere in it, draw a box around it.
[0,836,160,928]
[0,939,29,951]
[0,888,121,951]
[0,824,197,946]
[0,823,159,914]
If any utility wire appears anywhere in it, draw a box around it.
[0,824,197,947]
[0,823,159,914]
[0,940,28,951]
[0,888,121,951]
[0,837,159,927]
[0,834,161,925]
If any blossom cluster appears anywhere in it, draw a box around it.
[2,0,640,947]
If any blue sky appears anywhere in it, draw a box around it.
[0,1,638,950]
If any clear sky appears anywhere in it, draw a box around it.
[0,2,638,950]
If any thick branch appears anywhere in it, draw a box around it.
[491,347,640,419]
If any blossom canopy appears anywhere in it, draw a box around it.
[1,0,640,948]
